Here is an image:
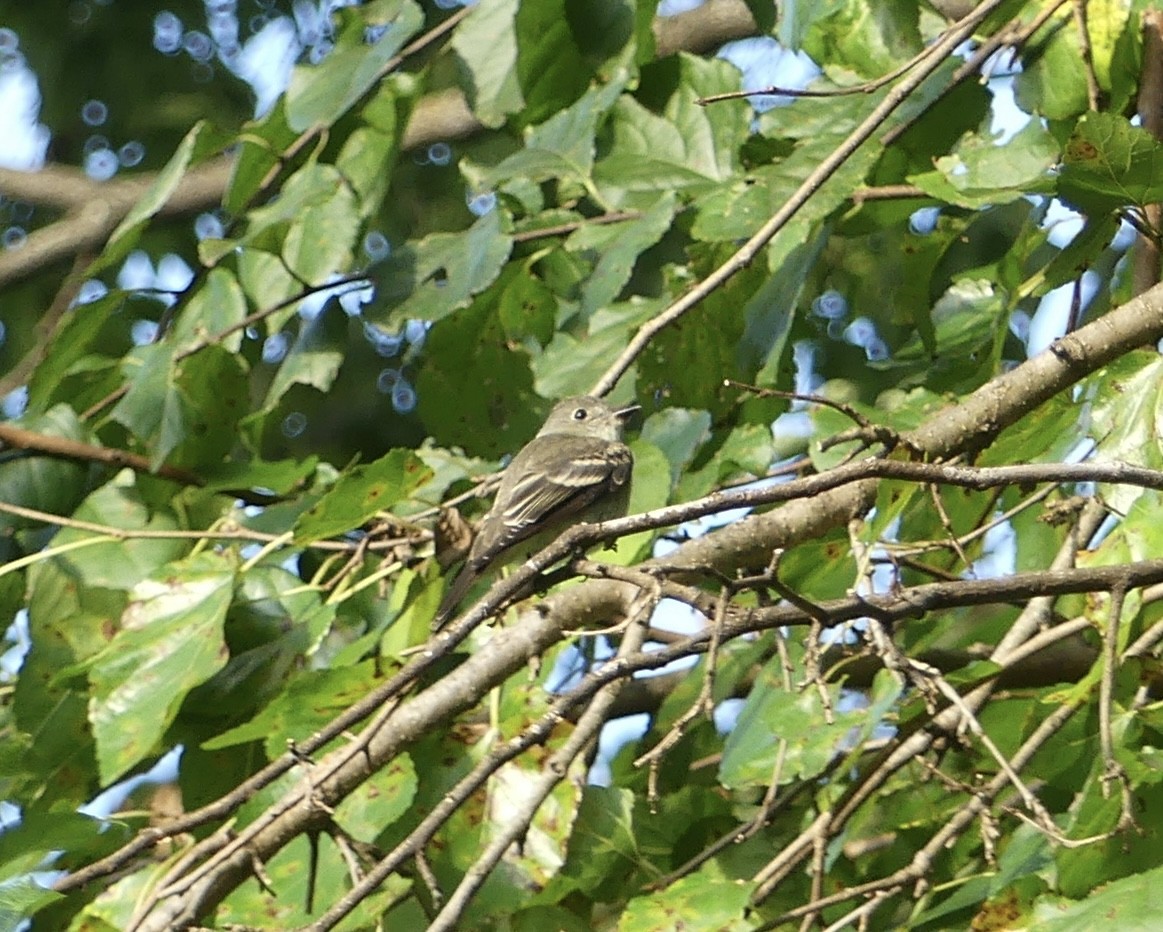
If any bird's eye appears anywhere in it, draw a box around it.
[572,407,588,420]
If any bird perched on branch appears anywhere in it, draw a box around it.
[433,395,637,628]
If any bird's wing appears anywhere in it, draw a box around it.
[436,438,631,628]
[471,436,631,564]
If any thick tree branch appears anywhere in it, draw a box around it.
[0,160,231,289]
[0,422,204,487]
[62,273,1163,919]
[127,546,1163,929]
[566,281,1163,629]
[1133,9,1163,296]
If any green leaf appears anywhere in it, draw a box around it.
[1086,0,1133,92]
[112,342,248,470]
[235,163,360,283]
[911,823,1052,927]
[1031,213,1121,296]
[96,121,229,273]
[236,248,301,332]
[514,0,593,125]
[48,477,187,591]
[333,753,418,842]
[721,656,902,786]
[376,207,514,325]
[640,248,772,418]
[640,407,711,490]
[594,56,750,207]
[415,281,541,459]
[485,77,628,194]
[1031,862,1163,930]
[1082,351,1163,514]
[594,96,731,200]
[551,786,638,895]
[453,0,524,127]
[621,869,752,932]
[799,0,922,78]
[0,811,110,884]
[24,290,129,416]
[337,73,414,211]
[224,100,297,216]
[909,119,1060,209]
[1013,11,1091,121]
[168,267,248,354]
[0,405,91,539]
[1059,112,1163,213]
[204,662,383,757]
[676,422,777,502]
[743,232,824,383]
[110,343,176,457]
[188,564,329,721]
[693,88,882,246]
[292,447,433,545]
[885,278,1008,372]
[14,557,122,805]
[66,867,164,931]
[567,191,676,315]
[262,301,348,412]
[89,551,234,783]
[282,202,360,288]
[721,660,846,788]
[0,877,64,929]
[285,0,424,132]
[497,262,557,345]
[201,456,319,495]
[741,0,776,33]
[565,0,640,71]
[532,297,660,399]
[1120,491,1163,566]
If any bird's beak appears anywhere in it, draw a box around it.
[615,404,641,421]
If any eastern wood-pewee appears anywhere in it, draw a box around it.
[434,395,637,627]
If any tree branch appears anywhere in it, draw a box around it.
[0,1,759,292]
[1133,8,1163,296]
[0,160,232,289]
[591,0,1011,397]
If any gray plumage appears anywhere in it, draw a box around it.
[434,395,635,628]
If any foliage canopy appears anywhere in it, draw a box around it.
[3,0,1163,929]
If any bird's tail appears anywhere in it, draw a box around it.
[431,562,476,630]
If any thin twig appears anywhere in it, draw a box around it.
[1071,0,1103,111]
[634,585,728,806]
[1098,579,1128,797]
[591,0,1012,397]
[766,700,1083,921]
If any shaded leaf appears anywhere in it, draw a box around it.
[377,207,514,325]
[204,661,384,758]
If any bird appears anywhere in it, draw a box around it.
[433,395,637,628]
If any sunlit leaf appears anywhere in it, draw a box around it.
[292,447,432,544]
[89,552,234,783]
